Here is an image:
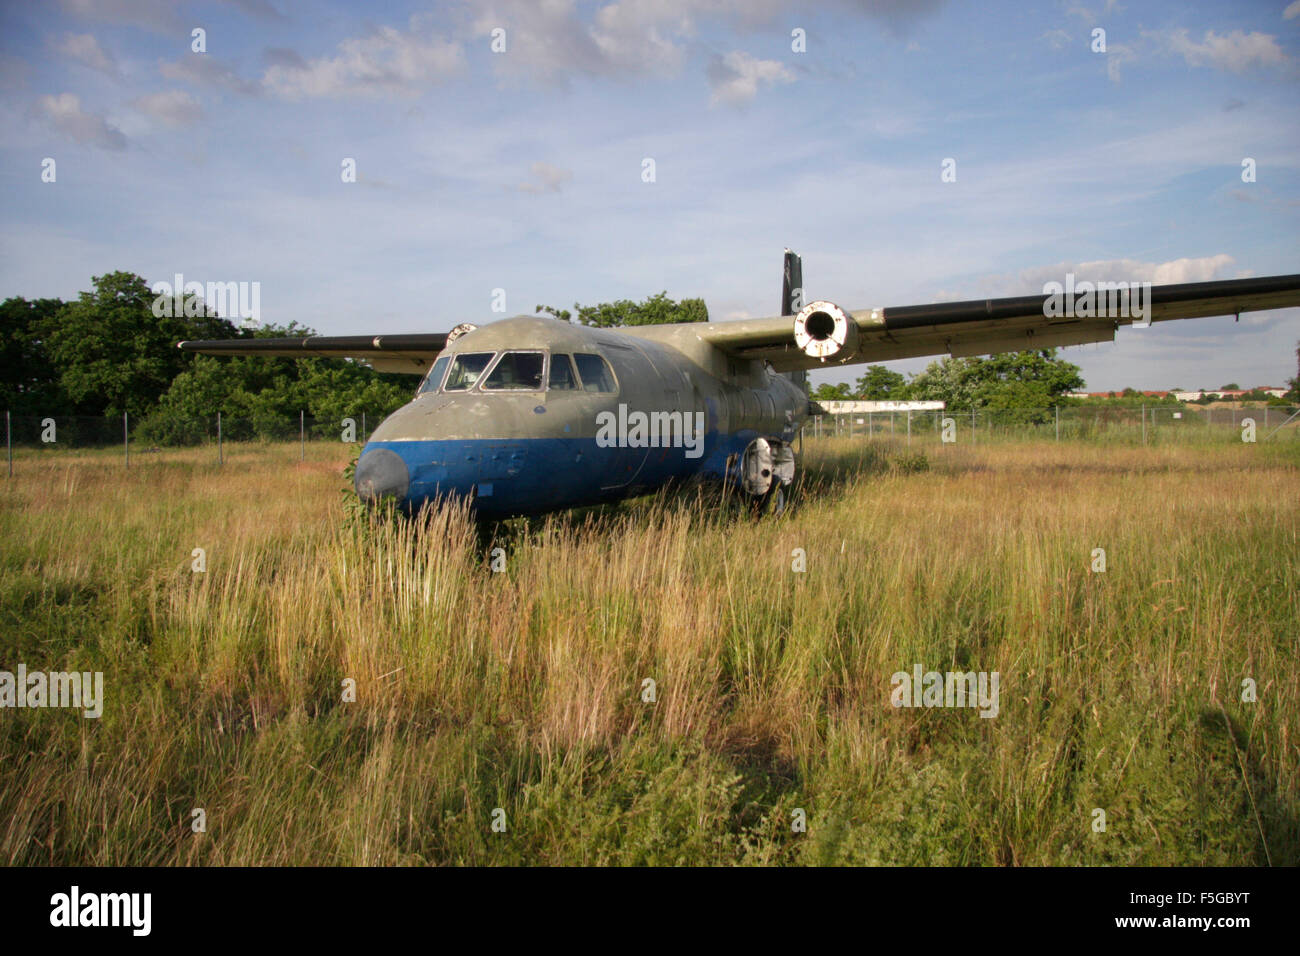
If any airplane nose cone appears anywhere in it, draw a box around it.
[355,447,409,504]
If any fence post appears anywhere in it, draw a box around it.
[6,410,10,478]
[971,408,976,444]
[907,409,912,444]
[218,411,223,466]
[1141,404,1146,444]
[300,410,305,461]
[1055,405,1059,441]
[362,411,366,444]
[124,412,129,468]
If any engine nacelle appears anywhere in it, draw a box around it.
[793,301,858,361]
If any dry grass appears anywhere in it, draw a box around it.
[1,434,1296,865]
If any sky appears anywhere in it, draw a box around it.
[1,0,1298,392]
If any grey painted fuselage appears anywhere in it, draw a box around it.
[355,316,811,516]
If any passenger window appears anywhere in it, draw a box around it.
[574,353,616,393]
[483,351,544,390]
[548,354,578,391]
[444,352,495,391]
[418,355,450,395]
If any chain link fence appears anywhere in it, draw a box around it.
[5,404,1297,476]
[2,411,388,475]
[803,405,1300,445]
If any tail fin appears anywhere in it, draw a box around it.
[780,249,808,394]
[781,248,803,317]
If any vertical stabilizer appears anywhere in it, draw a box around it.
[780,249,808,394]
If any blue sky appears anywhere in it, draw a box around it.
[2,0,1298,391]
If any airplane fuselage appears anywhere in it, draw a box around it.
[354,316,812,516]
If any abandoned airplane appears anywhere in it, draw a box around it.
[179,252,1300,517]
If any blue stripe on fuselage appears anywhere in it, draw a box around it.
[362,430,765,516]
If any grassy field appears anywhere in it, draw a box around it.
[1,434,1296,865]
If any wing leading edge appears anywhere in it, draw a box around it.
[695,273,1300,372]
[177,333,449,374]
[178,273,1300,375]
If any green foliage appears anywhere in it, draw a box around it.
[136,324,415,445]
[811,381,854,401]
[811,351,1083,422]
[0,271,420,444]
[536,291,707,327]
[0,296,68,415]
[854,365,908,400]
[1287,344,1299,402]
[906,350,1084,423]
[42,271,237,418]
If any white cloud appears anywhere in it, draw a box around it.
[1284,1,1300,20]
[160,56,262,96]
[471,0,941,87]
[1156,29,1287,72]
[517,161,574,194]
[52,33,117,75]
[57,0,182,32]
[32,92,126,150]
[707,50,793,106]
[262,16,464,99]
[471,0,687,84]
[994,255,1236,297]
[1040,29,1070,51]
[1105,42,1137,83]
[131,90,202,126]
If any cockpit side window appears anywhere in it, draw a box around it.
[444,352,495,391]
[548,353,578,391]
[482,351,545,391]
[573,353,616,393]
[418,355,451,395]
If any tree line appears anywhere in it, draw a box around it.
[0,271,415,443]
[4,271,1294,444]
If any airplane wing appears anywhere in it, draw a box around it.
[177,333,449,374]
[695,273,1300,372]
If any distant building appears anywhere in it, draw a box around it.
[1172,387,1287,401]
[1065,391,1172,399]
[1065,387,1289,402]
[816,400,944,414]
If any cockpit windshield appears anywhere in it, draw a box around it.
[417,355,450,395]
[443,352,495,391]
[420,349,612,394]
[482,351,545,390]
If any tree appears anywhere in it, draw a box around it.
[1220,383,1240,391]
[906,349,1084,422]
[137,321,416,444]
[0,296,67,415]
[1286,343,1299,403]
[536,291,707,327]
[41,271,237,417]
[811,381,853,401]
[854,365,908,400]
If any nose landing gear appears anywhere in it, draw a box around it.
[740,437,796,517]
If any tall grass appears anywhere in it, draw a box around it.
[1,435,1296,865]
